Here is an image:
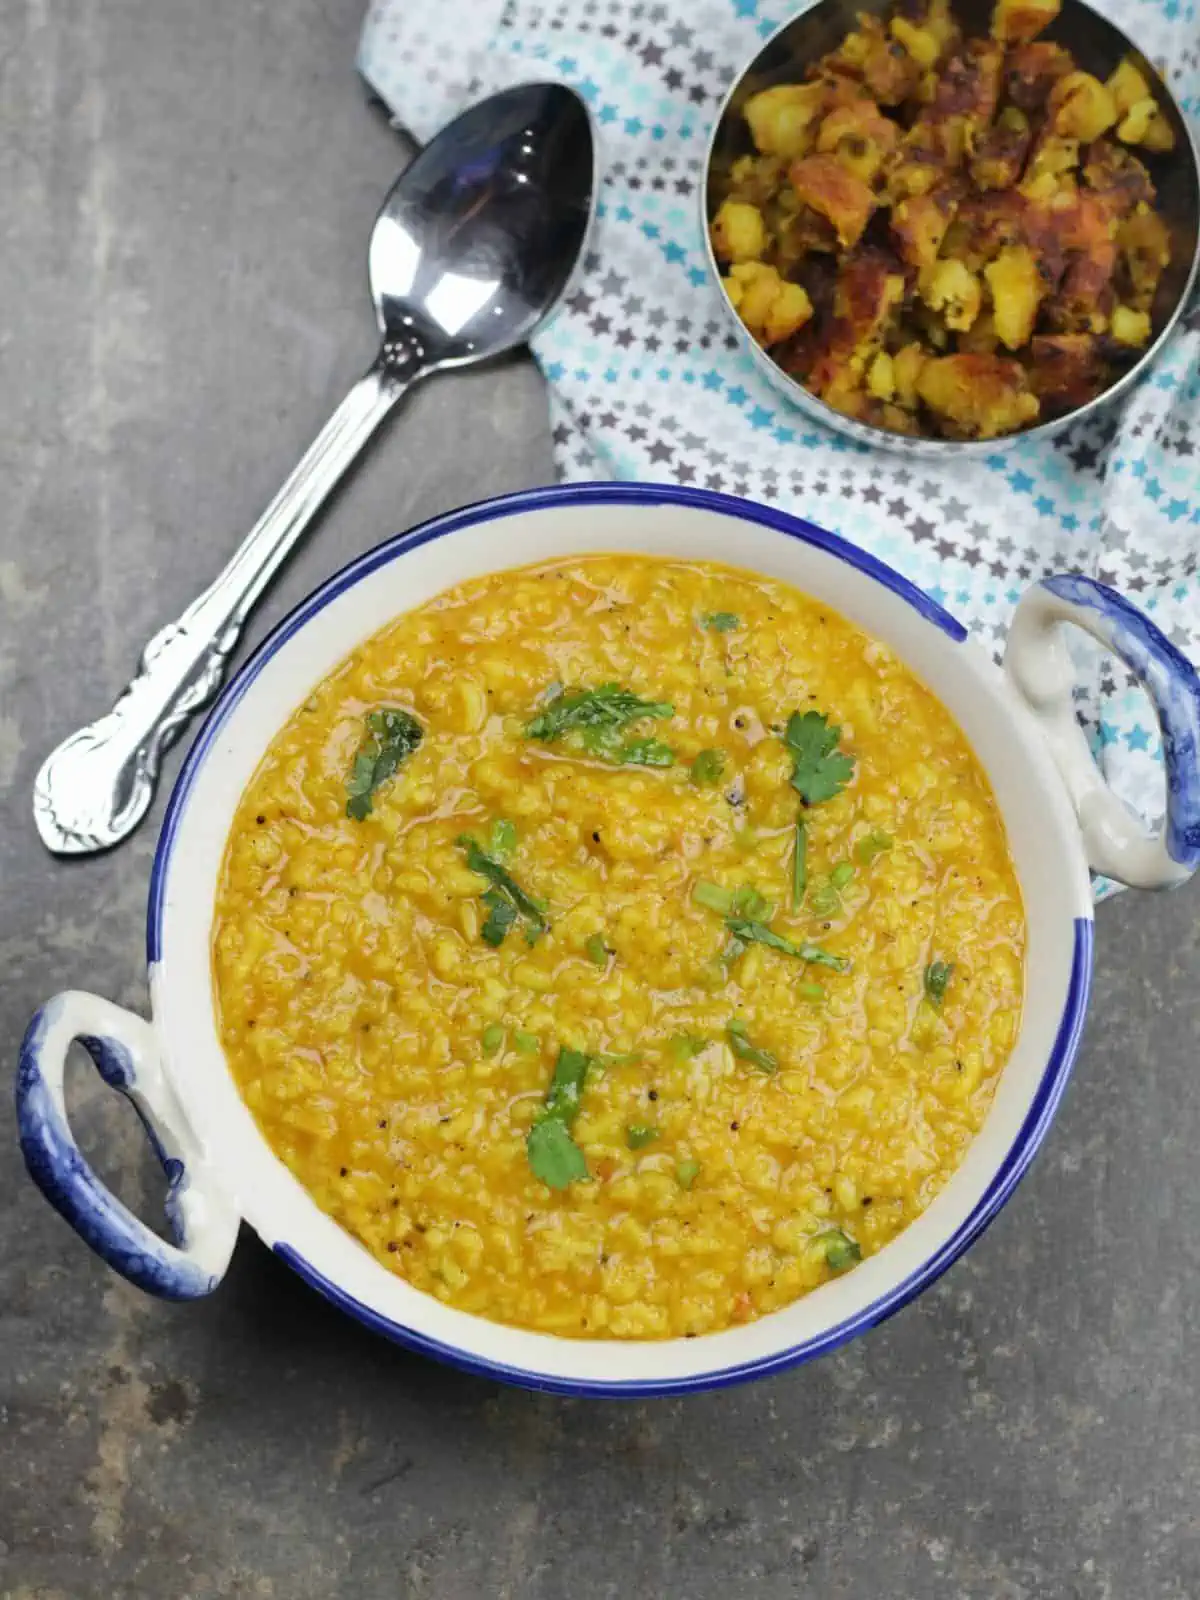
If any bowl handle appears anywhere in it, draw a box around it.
[16,991,239,1298]
[1005,575,1200,890]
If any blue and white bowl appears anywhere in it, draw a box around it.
[16,484,1200,1396]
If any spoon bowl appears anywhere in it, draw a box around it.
[33,82,596,855]
[370,82,595,370]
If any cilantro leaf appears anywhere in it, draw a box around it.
[783,711,855,806]
[345,708,423,820]
[620,738,675,767]
[725,918,850,972]
[855,829,893,866]
[924,960,954,1008]
[543,1047,592,1121]
[676,1158,702,1189]
[526,1047,595,1189]
[693,880,769,919]
[489,818,517,860]
[526,683,673,743]
[625,1124,659,1149]
[480,889,518,948]
[702,612,740,632]
[670,1033,707,1062]
[458,836,548,947]
[691,748,727,786]
[526,1118,588,1190]
[726,1019,778,1074]
[818,1228,862,1271]
[585,933,609,967]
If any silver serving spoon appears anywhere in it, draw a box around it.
[34,82,595,855]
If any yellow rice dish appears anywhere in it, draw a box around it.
[212,556,1024,1340]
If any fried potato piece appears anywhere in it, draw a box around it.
[828,15,922,105]
[917,352,1040,434]
[743,83,831,159]
[802,250,906,394]
[985,244,1046,347]
[1118,206,1171,310]
[891,183,961,269]
[1109,305,1152,347]
[1082,139,1155,217]
[957,309,1001,352]
[1026,333,1106,413]
[971,106,1033,188]
[1107,58,1151,117]
[724,262,815,345]
[724,153,788,209]
[891,341,928,406]
[1048,72,1118,142]
[1006,41,1074,111]
[1021,132,1080,201]
[992,0,1060,45]
[789,154,877,250]
[921,257,983,329]
[1105,58,1175,151]
[943,188,1025,269]
[710,199,768,264]
[817,100,900,182]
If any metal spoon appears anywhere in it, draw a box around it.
[34,81,595,855]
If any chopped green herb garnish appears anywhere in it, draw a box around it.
[725,918,850,972]
[726,1019,778,1074]
[620,738,675,768]
[345,708,423,820]
[797,982,826,1003]
[626,1124,659,1150]
[670,1033,707,1063]
[831,860,855,890]
[693,881,769,919]
[855,830,893,866]
[691,748,727,786]
[489,818,517,860]
[924,960,955,1008]
[676,1158,702,1190]
[480,890,518,948]
[513,1030,540,1055]
[458,837,548,947]
[702,611,740,633]
[818,1228,861,1271]
[783,711,855,807]
[792,820,807,910]
[585,933,609,968]
[526,683,673,743]
[481,1024,505,1056]
[527,1047,595,1189]
[807,879,842,918]
[527,1117,588,1190]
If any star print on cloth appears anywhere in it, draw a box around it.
[358,0,1200,901]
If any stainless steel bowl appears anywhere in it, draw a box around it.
[702,0,1200,457]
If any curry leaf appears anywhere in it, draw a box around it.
[345,708,423,820]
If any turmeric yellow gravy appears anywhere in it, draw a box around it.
[212,556,1024,1339]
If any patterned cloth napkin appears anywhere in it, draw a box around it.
[358,0,1200,897]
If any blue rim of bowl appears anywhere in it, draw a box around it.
[148,480,1093,1397]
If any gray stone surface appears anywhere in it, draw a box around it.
[1,2,1198,1596]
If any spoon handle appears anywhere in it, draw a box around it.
[33,352,415,855]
